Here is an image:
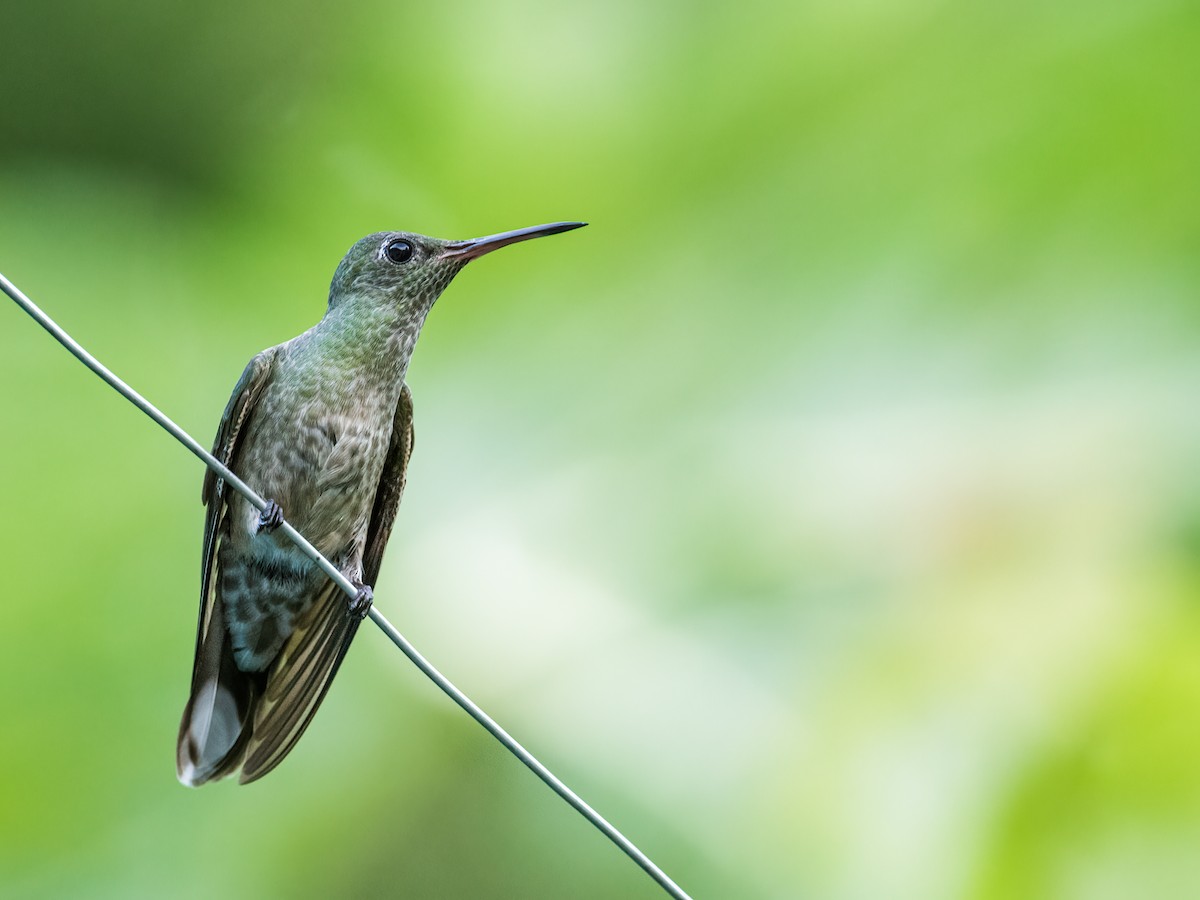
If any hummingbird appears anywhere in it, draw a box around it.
[176,220,586,786]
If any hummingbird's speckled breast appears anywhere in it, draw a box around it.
[219,311,412,672]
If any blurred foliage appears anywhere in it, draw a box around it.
[1,1,1199,898]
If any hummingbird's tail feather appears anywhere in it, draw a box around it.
[177,580,361,786]
[238,581,362,784]
[176,603,260,786]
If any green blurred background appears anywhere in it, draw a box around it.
[1,2,1198,898]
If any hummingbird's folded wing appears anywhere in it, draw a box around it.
[178,347,279,785]
[238,578,362,783]
[362,382,416,587]
[196,348,279,655]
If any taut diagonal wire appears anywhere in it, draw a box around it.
[0,270,692,900]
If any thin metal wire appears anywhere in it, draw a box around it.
[1,270,691,900]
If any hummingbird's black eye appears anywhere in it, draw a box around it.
[385,239,414,264]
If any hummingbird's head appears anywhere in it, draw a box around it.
[327,222,586,317]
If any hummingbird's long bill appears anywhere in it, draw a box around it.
[440,221,587,261]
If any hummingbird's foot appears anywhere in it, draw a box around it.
[348,583,374,619]
[256,499,284,533]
